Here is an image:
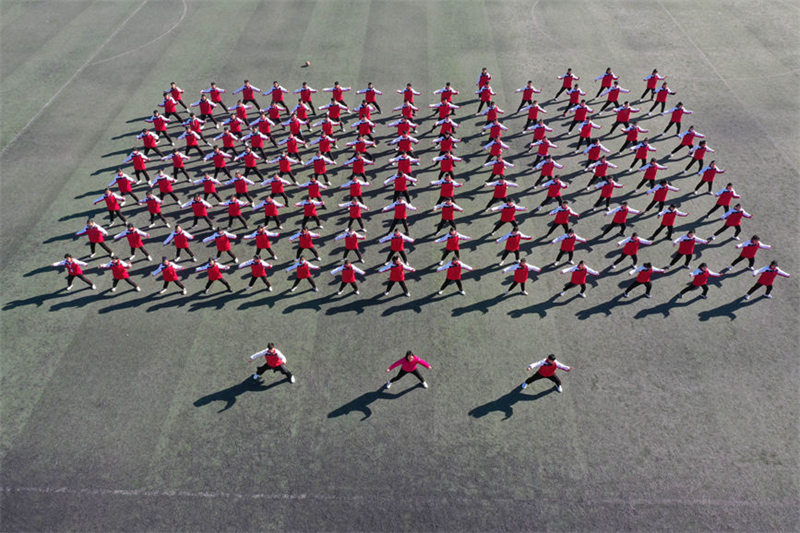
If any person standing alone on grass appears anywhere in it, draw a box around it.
[250,343,295,384]
[386,351,431,389]
[521,354,572,393]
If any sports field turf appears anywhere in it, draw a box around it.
[1,0,798,530]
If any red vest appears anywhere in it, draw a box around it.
[446,263,462,280]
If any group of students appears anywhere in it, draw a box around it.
[248,342,571,396]
[52,67,790,302]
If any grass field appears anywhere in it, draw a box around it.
[1,0,799,531]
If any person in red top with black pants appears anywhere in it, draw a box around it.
[386,351,431,389]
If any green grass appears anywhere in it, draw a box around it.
[1,1,798,530]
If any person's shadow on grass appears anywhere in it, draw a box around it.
[193,376,285,413]
[327,384,420,421]
[469,386,556,420]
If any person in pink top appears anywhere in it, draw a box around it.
[385,350,432,389]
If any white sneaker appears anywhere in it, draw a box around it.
[147,255,152,261]
[268,286,273,292]
[253,373,259,380]
[290,287,297,292]
[556,385,563,393]
[569,260,575,265]
[385,380,392,389]
[559,291,565,296]
[744,294,750,300]
[234,257,239,263]
[135,286,141,292]
[521,382,528,389]
[336,290,342,295]
[439,260,444,265]
[91,284,97,290]
[459,290,465,295]
[498,260,504,266]
[159,288,167,294]
[244,286,252,291]
[90,253,96,258]
[129,255,136,261]
[66,285,73,291]
[552,261,559,267]
[421,382,428,389]
[313,287,319,292]
[405,292,411,297]
[733,236,740,240]
[610,264,616,270]
[437,290,443,295]
[355,290,359,294]
[579,293,586,298]
[290,375,296,383]
[166,223,171,228]
[622,292,629,298]
[522,291,528,295]
[192,257,198,262]
[111,287,117,292]
[182,288,187,295]
[148,223,155,229]
[384,291,389,296]
[645,294,652,298]
[765,294,772,299]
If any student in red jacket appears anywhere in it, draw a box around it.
[490,199,527,234]
[496,229,532,265]
[385,350,431,389]
[503,258,541,295]
[51,254,96,291]
[435,229,471,264]
[93,189,128,227]
[123,149,151,183]
[554,68,579,100]
[287,257,320,292]
[203,228,239,263]
[436,259,473,295]
[196,258,233,293]
[558,261,599,298]
[289,228,322,261]
[641,69,665,100]
[233,80,262,110]
[244,226,280,260]
[551,228,587,266]
[745,261,791,299]
[649,204,688,241]
[666,231,707,269]
[250,342,295,383]
[239,255,273,292]
[163,225,197,262]
[521,353,572,392]
[611,233,653,269]
[723,236,771,272]
[599,202,640,238]
[145,110,174,146]
[693,161,726,195]
[151,257,186,295]
[331,260,366,295]
[623,262,665,298]
[219,195,250,230]
[334,229,366,263]
[113,224,152,261]
[677,263,721,299]
[76,219,114,258]
[378,256,415,297]
[99,258,141,292]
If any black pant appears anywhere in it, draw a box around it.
[263,215,282,229]
[257,246,277,260]
[256,363,292,380]
[107,210,128,225]
[612,253,637,267]
[713,224,741,238]
[600,222,627,237]
[669,252,692,267]
[555,250,574,263]
[122,190,140,202]
[507,281,526,293]
[149,212,169,226]
[671,143,688,154]
[290,277,317,290]
[694,180,713,193]
[517,99,532,113]
[562,282,586,294]
[568,119,580,133]
[635,178,653,190]
[347,217,365,231]
[685,158,703,172]
[624,280,652,296]
[476,100,490,113]
[706,204,726,217]
[608,120,628,135]
[215,250,237,261]
[313,172,331,185]
[500,249,520,262]
[746,282,773,296]
[649,225,673,241]
[205,278,232,291]
[618,140,631,153]
[143,146,165,157]
[644,199,665,213]
[243,98,261,110]
[679,283,708,297]
[629,157,646,169]
[301,215,321,228]
[492,220,518,233]
[440,248,460,262]
[271,192,290,205]
[664,121,681,134]
[213,167,233,180]
[337,281,359,293]
[439,278,463,292]
[342,248,363,262]
[67,274,93,288]
[388,219,410,234]
[593,196,612,210]
[641,88,655,100]
[730,256,755,269]
[243,166,265,180]
[648,101,666,114]
[174,247,195,260]
[390,368,424,384]
[112,277,138,289]
[248,276,272,288]
[185,145,205,157]
[386,250,408,264]
[279,170,296,183]
[174,167,191,181]
[435,219,457,233]
[162,280,185,290]
[227,215,248,229]
[554,86,569,99]
[164,111,183,122]
[133,169,151,182]
[525,373,561,387]
[129,245,151,257]
[385,280,409,294]
[485,196,506,210]
[599,99,619,113]
[191,215,215,229]
[296,246,320,259]
[89,241,114,256]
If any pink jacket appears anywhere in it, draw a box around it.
[389,356,431,372]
